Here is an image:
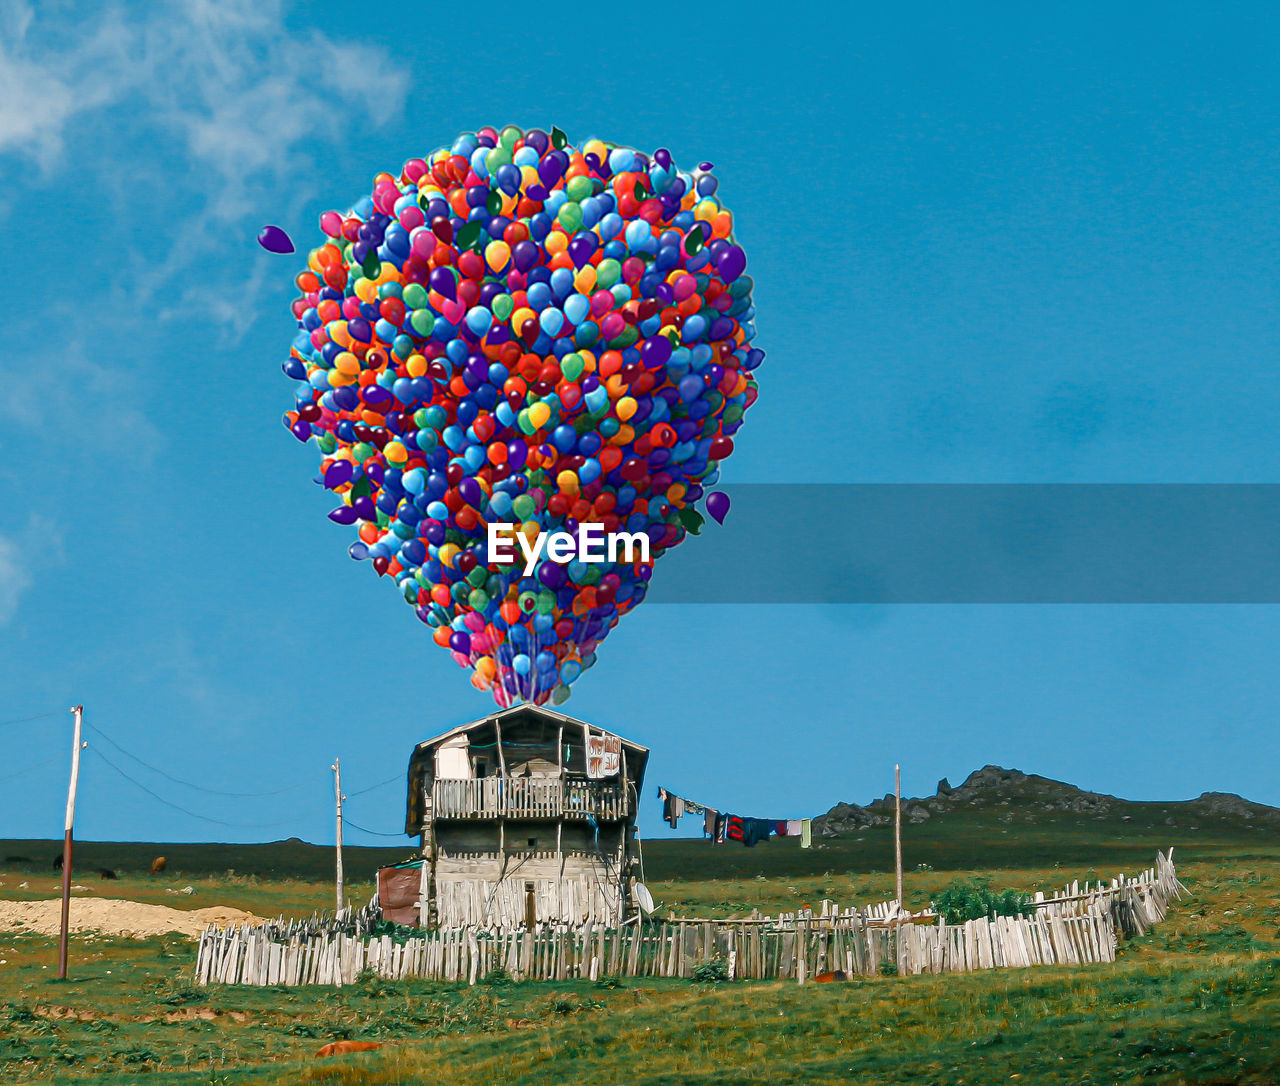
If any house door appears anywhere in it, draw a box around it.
[524,882,537,929]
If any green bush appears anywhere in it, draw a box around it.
[691,956,730,984]
[933,878,1034,924]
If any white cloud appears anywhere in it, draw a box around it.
[0,0,410,330]
[0,340,163,458]
[0,533,32,623]
[0,517,59,625]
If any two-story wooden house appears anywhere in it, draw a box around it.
[394,704,647,929]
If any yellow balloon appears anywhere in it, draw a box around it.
[616,396,637,421]
[438,543,460,569]
[528,401,551,429]
[485,241,511,273]
[406,353,428,377]
[557,470,580,495]
[333,352,360,376]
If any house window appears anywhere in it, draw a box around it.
[475,760,487,778]
[527,837,537,848]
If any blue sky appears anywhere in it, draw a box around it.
[2,2,1279,847]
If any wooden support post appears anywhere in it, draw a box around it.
[894,764,903,908]
[57,705,84,980]
[332,758,345,913]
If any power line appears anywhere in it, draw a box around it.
[85,722,311,798]
[342,814,406,839]
[88,747,306,830]
[345,772,403,797]
[0,751,64,785]
[0,710,64,731]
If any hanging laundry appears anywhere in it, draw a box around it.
[724,816,774,848]
[703,807,719,839]
[800,818,812,848]
[774,820,789,836]
[658,788,686,829]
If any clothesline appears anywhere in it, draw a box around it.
[656,786,812,849]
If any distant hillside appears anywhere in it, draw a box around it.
[815,765,1280,838]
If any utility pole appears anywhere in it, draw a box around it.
[332,758,345,913]
[58,706,84,979]
[894,763,903,909]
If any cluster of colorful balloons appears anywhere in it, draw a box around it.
[281,125,762,706]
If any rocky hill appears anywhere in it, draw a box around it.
[814,765,1280,839]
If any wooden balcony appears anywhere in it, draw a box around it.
[430,776,630,822]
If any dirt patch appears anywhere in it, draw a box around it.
[0,897,262,938]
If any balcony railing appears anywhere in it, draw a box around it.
[431,776,629,821]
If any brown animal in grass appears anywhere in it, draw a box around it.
[316,1040,383,1057]
[151,856,167,875]
[98,868,118,880]
[814,970,848,983]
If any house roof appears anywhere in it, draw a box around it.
[410,703,648,756]
[403,703,648,834]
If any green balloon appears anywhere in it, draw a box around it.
[485,147,512,173]
[558,203,584,233]
[535,590,556,615]
[402,283,428,310]
[500,125,522,150]
[513,493,536,520]
[608,326,640,350]
[410,310,435,336]
[468,588,490,610]
[317,432,337,454]
[560,353,584,381]
[596,259,622,289]
[352,442,374,462]
[492,293,514,322]
[566,175,593,203]
[466,567,488,588]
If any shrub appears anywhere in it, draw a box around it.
[933,878,1034,924]
[481,966,514,987]
[691,956,730,984]
[879,959,899,976]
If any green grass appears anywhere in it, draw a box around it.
[1,819,1278,1083]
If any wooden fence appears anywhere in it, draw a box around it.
[195,849,1183,988]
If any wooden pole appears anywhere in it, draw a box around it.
[894,764,903,908]
[57,705,84,979]
[332,758,345,913]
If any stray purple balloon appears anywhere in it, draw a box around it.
[707,491,731,525]
[258,225,295,254]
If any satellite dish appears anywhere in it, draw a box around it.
[634,882,655,915]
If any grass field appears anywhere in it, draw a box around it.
[1,812,1278,1084]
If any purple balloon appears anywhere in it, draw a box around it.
[717,245,747,283]
[537,154,564,189]
[707,490,731,525]
[429,266,457,300]
[257,225,294,254]
[324,460,354,489]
